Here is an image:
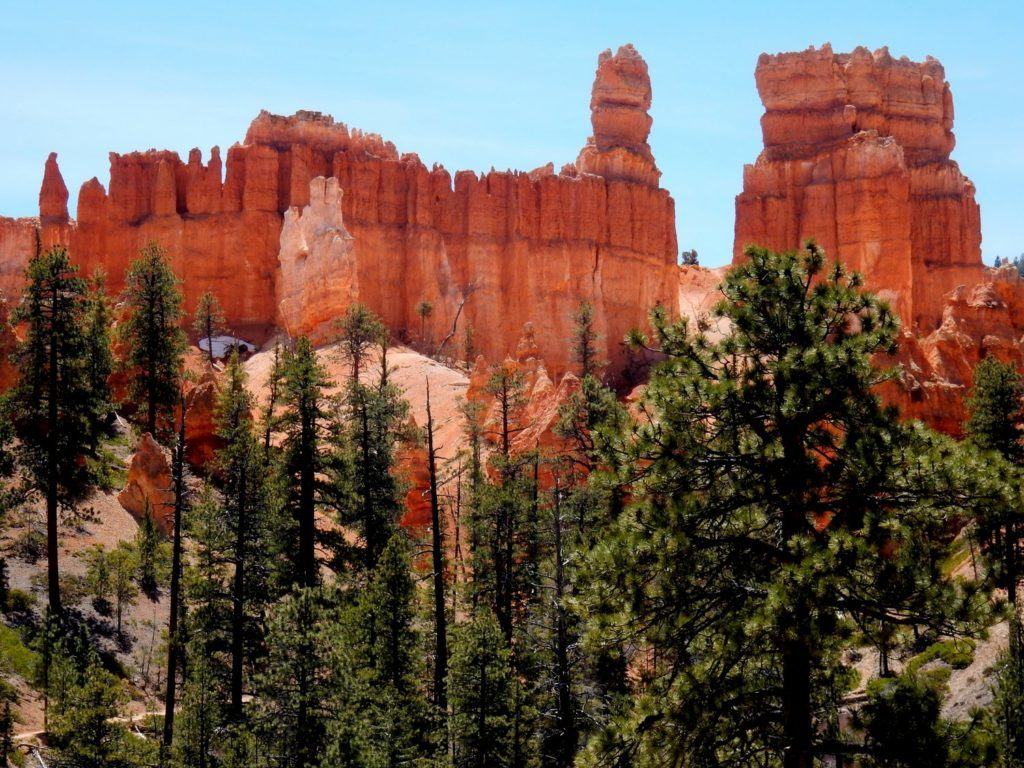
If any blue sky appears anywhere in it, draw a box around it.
[1,0,1020,267]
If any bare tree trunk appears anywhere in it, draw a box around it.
[426,379,449,722]
[162,400,187,758]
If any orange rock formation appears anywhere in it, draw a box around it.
[2,44,675,382]
[117,433,175,532]
[734,44,982,332]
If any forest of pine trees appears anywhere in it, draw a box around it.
[2,240,1024,767]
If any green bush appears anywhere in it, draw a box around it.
[0,623,39,678]
[905,638,977,675]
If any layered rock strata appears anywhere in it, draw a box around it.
[4,44,675,381]
[734,44,983,331]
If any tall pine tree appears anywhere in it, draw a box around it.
[9,246,99,616]
[582,243,993,768]
[119,241,186,436]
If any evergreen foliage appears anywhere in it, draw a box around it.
[193,290,228,366]
[9,245,100,615]
[580,243,993,768]
[119,241,186,436]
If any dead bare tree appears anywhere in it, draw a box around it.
[434,282,478,360]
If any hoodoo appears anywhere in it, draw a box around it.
[734,44,983,331]
[1,44,677,381]
[734,44,1024,435]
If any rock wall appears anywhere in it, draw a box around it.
[0,216,37,301]
[3,44,676,381]
[733,44,983,332]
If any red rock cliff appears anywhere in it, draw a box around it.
[733,44,983,332]
[14,44,676,381]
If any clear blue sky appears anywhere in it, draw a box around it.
[1,0,1020,267]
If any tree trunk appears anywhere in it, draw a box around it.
[552,486,577,766]
[298,404,316,587]
[46,292,62,617]
[162,403,187,757]
[230,462,248,719]
[781,428,813,768]
[426,380,448,717]
[782,634,814,768]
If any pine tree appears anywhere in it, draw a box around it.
[9,245,98,616]
[0,678,15,763]
[966,356,1024,765]
[328,362,409,572]
[425,378,450,717]
[569,301,601,379]
[279,336,331,588]
[254,587,344,768]
[450,611,515,768]
[119,241,186,436]
[215,350,267,720]
[83,269,115,426]
[162,396,188,757]
[134,501,164,595]
[178,486,233,763]
[336,302,384,384]
[581,243,993,768]
[354,532,437,764]
[193,290,228,366]
[109,541,138,636]
[49,656,157,768]
[464,322,477,367]
[261,339,285,459]
[416,298,434,348]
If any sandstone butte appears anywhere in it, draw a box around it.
[733,44,1024,435]
[0,44,676,383]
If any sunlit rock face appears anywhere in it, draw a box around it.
[276,176,358,343]
[734,44,982,332]
[0,43,676,382]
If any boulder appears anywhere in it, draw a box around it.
[117,433,174,533]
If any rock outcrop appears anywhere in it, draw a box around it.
[4,45,676,381]
[733,45,983,331]
[117,433,175,533]
[576,44,660,186]
[0,293,18,391]
[276,176,359,342]
[0,217,37,302]
[878,266,1024,436]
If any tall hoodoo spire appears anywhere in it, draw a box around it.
[576,44,660,186]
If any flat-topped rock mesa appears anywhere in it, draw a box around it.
[20,44,677,380]
[734,44,982,331]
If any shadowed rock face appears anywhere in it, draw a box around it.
[3,45,676,383]
[734,44,982,332]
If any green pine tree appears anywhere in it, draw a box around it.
[327,359,410,573]
[119,241,186,436]
[83,269,115,426]
[450,611,515,768]
[9,245,98,616]
[253,587,345,768]
[278,336,331,589]
[336,302,384,384]
[353,532,437,765]
[580,243,993,768]
[48,656,156,768]
[214,350,272,720]
[193,290,228,366]
[966,356,1024,767]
